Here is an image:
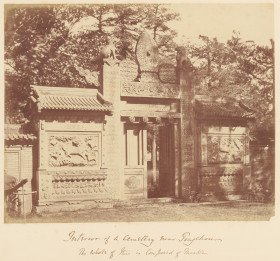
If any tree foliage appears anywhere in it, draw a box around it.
[5,4,179,123]
[4,5,274,142]
[188,32,274,140]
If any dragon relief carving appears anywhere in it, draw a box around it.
[48,135,99,167]
[207,135,244,164]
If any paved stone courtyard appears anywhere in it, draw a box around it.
[5,201,274,223]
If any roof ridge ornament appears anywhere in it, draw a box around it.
[101,38,116,60]
[135,30,159,81]
[101,38,119,66]
[176,46,194,85]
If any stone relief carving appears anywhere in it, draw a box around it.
[48,134,99,167]
[47,170,107,179]
[40,175,52,200]
[125,176,141,190]
[121,82,179,98]
[207,135,244,164]
[52,178,107,199]
[200,165,243,194]
[206,136,220,163]
[158,64,177,84]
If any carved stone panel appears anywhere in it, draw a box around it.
[121,82,180,98]
[158,64,177,83]
[207,136,219,163]
[124,168,145,197]
[39,175,53,202]
[124,175,144,196]
[52,178,107,201]
[200,165,243,196]
[207,135,244,164]
[48,133,100,167]
[38,170,108,203]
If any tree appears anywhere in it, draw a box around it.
[5,4,180,123]
[188,32,274,140]
[111,4,147,59]
[5,5,57,122]
[143,4,180,58]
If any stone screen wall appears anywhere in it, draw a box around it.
[36,119,108,205]
[197,124,250,200]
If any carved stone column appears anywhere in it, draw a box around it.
[177,46,196,201]
[173,121,181,198]
[102,56,123,200]
[37,119,52,205]
[151,131,157,186]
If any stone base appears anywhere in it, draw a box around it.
[34,200,113,214]
[114,197,176,207]
[34,198,177,214]
[201,193,243,202]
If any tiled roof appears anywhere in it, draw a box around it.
[194,96,254,120]
[5,133,37,141]
[4,124,37,142]
[30,85,112,112]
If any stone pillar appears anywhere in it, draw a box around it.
[173,121,181,198]
[102,57,124,200]
[243,125,252,192]
[177,47,196,201]
[37,119,52,205]
[142,129,148,198]
[151,132,157,186]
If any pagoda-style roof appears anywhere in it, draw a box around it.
[4,124,37,143]
[194,95,255,120]
[30,85,112,113]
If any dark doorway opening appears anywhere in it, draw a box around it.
[147,124,175,198]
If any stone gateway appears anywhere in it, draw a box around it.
[5,31,254,212]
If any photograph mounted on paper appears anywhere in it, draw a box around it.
[3,3,275,222]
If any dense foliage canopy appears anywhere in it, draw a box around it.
[188,33,274,140]
[5,4,274,141]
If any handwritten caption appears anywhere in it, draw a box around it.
[63,230,222,259]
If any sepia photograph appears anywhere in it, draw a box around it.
[3,2,275,224]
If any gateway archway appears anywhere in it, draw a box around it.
[122,118,180,200]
